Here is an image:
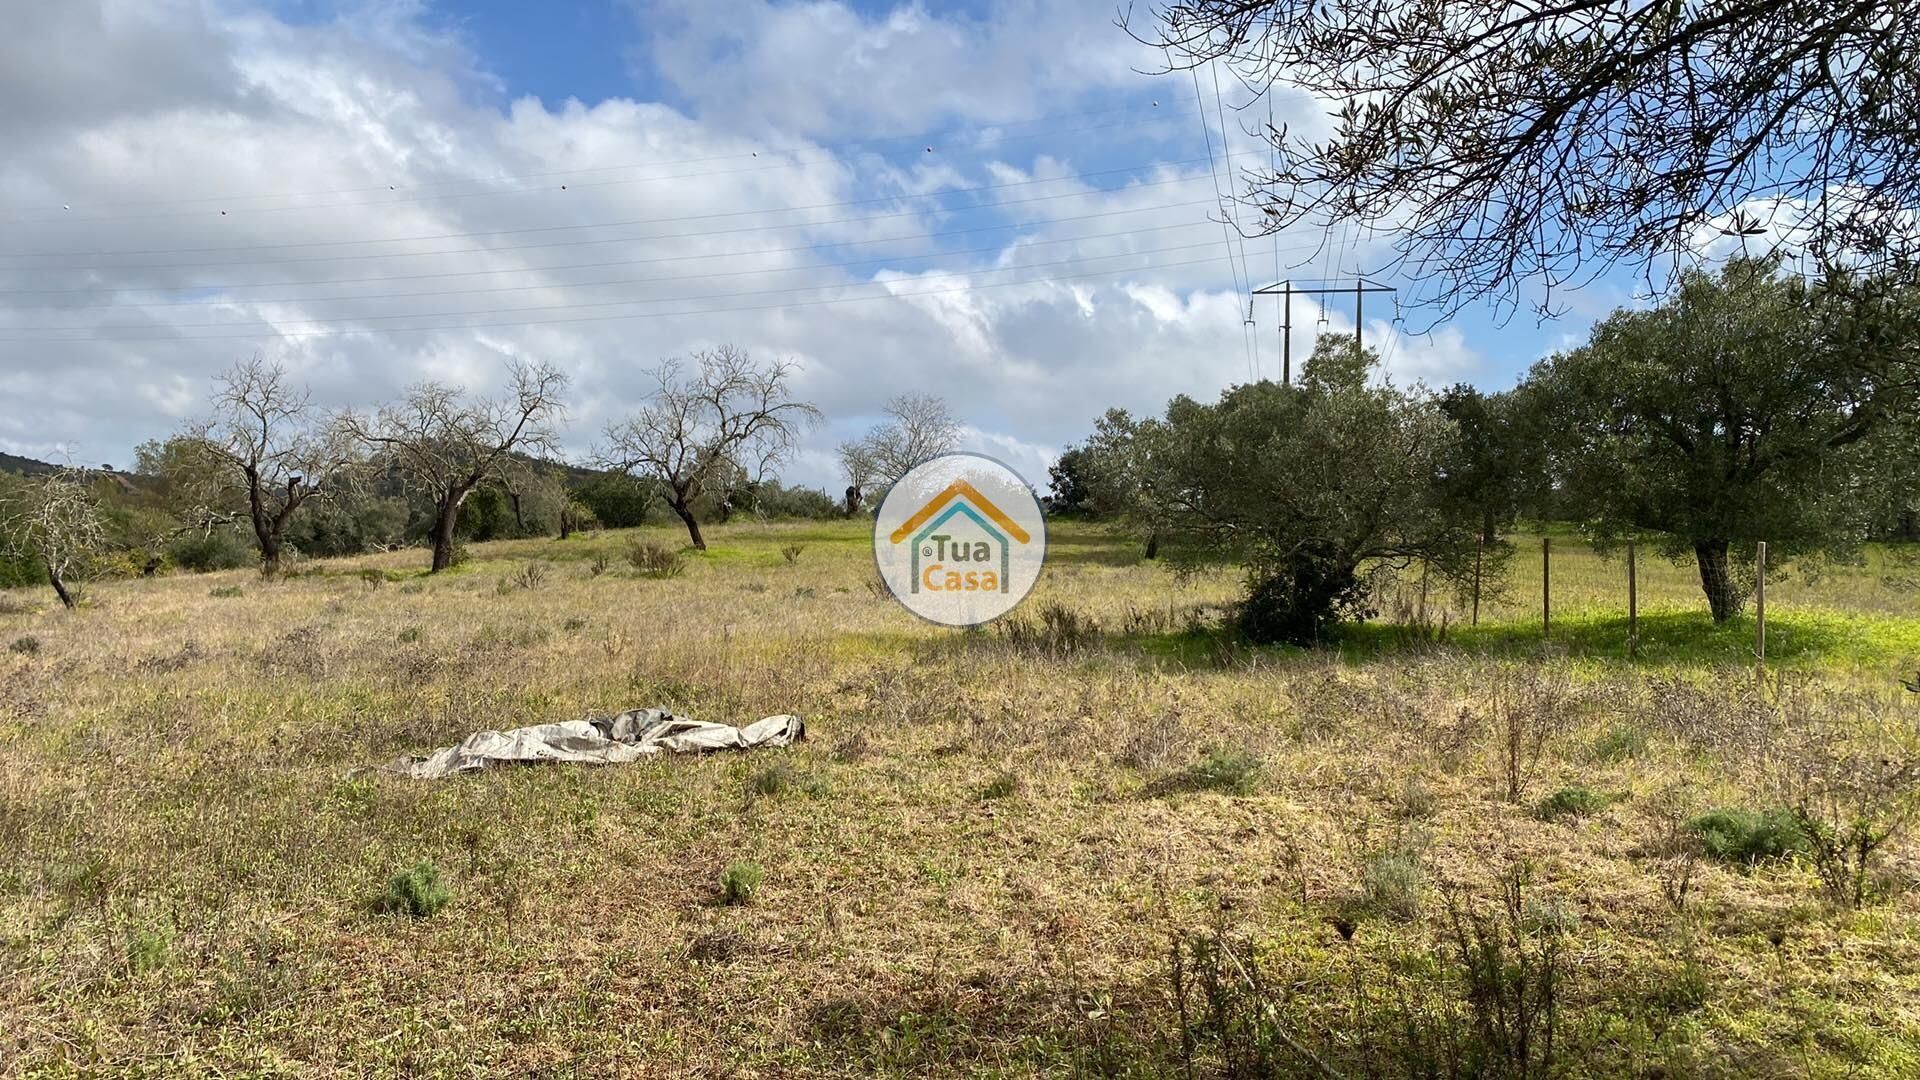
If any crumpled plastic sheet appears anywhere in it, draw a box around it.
[383,707,805,779]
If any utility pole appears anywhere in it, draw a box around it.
[1252,278,1396,384]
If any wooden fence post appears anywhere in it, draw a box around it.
[1542,536,1551,641]
[1755,541,1768,668]
[1627,542,1638,659]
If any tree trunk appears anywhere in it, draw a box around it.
[844,485,862,518]
[260,535,282,577]
[1482,508,1499,547]
[1694,539,1745,623]
[672,501,706,550]
[430,500,461,572]
[47,564,75,610]
[1144,529,1160,560]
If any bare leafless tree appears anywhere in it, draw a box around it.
[342,360,568,572]
[836,440,878,516]
[1131,2,1920,322]
[601,345,820,550]
[188,355,358,575]
[1,465,106,609]
[849,393,962,497]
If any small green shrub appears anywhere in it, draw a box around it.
[126,927,172,974]
[1591,723,1649,763]
[719,861,763,905]
[1537,785,1611,822]
[978,771,1021,801]
[208,586,244,599]
[1361,845,1425,920]
[588,552,611,577]
[397,625,425,644]
[781,543,805,565]
[1154,747,1264,797]
[168,529,256,573]
[447,543,471,568]
[627,541,684,579]
[1687,807,1807,865]
[9,636,40,656]
[379,861,451,918]
[359,568,386,588]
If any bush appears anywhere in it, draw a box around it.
[126,927,172,974]
[168,528,257,573]
[379,861,451,918]
[1687,807,1807,865]
[627,541,684,579]
[781,543,805,565]
[1238,544,1371,646]
[1537,785,1611,822]
[9,636,39,656]
[1361,843,1425,920]
[719,861,763,905]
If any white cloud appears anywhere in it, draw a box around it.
[0,0,1462,494]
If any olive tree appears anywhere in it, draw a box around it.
[1527,261,1886,621]
[1151,334,1484,643]
[601,346,819,550]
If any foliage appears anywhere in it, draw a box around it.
[626,541,684,579]
[1122,335,1486,643]
[719,861,763,905]
[1536,786,1610,822]
[1528,261,1894,621]
[167,525,257,573]
[1134,1,1920,320]
[572,472,651,528]
[1686,808,1807,866]
[379,861,451,918]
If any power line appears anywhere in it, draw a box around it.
[1190,65,1256,381]
[1210,59,1261,379]
[0,159,1216,267]
[0,196,1221,299]
[0,249,1243,343]
[3,100,1191,223]
[17,212,1231,312]
[8,237,1287,333]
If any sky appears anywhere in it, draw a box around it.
[0,0,1621,490]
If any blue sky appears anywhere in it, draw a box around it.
[0,0,1618,486]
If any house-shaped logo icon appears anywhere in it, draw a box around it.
[889,480,1032,593]
[872,452,1047,627]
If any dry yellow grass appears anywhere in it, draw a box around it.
[2,520,1919,1076]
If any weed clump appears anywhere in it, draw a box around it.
[719,861,763,905]
[1590,723,1648,763]
[978,771,1021,801]
[627,541,684,579]
[1537,785,1611,822]
[209,585,244,598]
[781,543,805,565]
[9,636,40,656]
[1151,746,1263,797]
[126,927,172,974]
[379,861,451,918]
[1361,842,1425,920]
[1687,807,1806,865]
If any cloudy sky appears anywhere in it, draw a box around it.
[0,0,1617,489]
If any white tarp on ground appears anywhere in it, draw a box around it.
[384,708,805,779]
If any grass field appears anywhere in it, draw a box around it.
[4,520,1920,1076]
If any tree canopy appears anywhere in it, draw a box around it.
[1134,1,1920,319]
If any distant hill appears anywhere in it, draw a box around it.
[0,452,57,476]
